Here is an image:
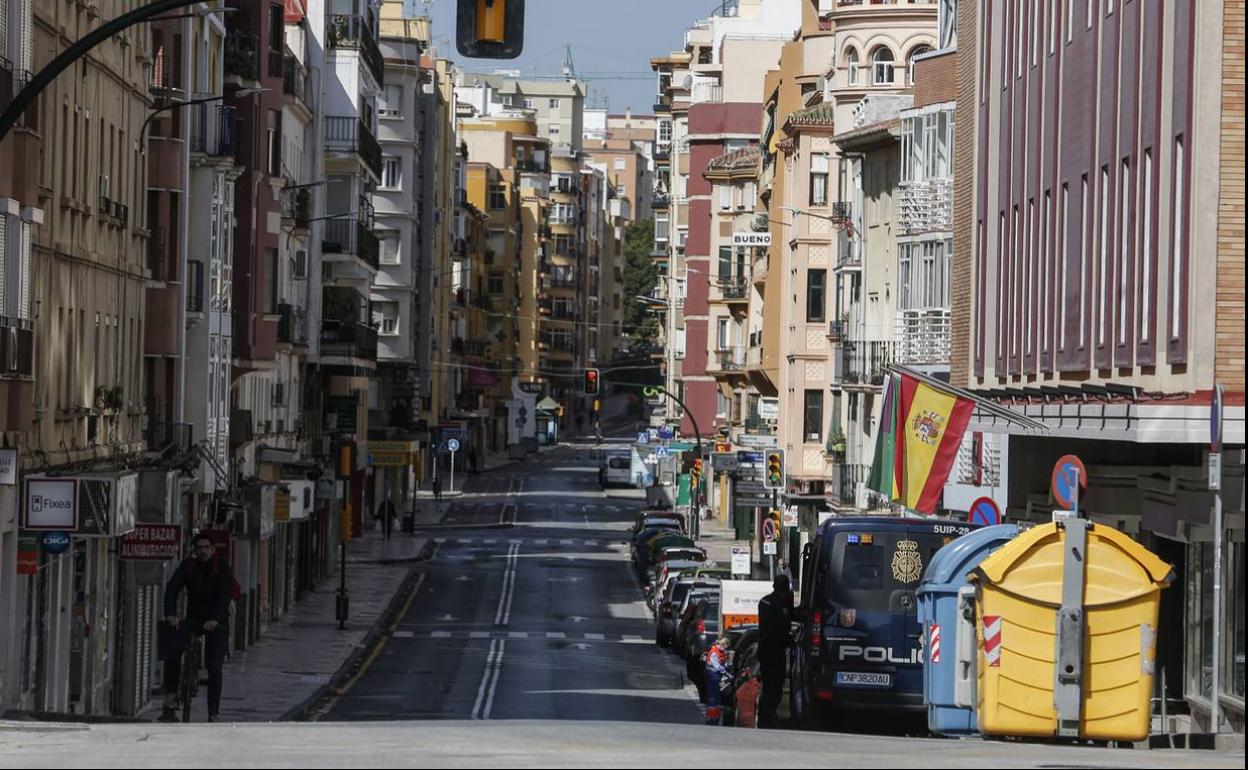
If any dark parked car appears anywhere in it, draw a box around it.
[656,578,719,647]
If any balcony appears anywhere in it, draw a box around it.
[894,309,951,366]
[189,103,236,158]
[837,229,862,270]
[743,415,774,434]
[325,116,382,181]
[277,303,309,346]
[833,463,869,507]
[654,146,671,163]
[548,277,577,291]
[282,53,314,113]
[149,48,184,98]
[281,186,311,229]
[0,63,39,132]
[322,219,380,271]
[827,319,846,341]
[718,278,749,303]
[0,324,35,379]
[712,347,746,373]
[145,418,193,455]
[840,340,893,387]
[320,319,378,361]
[327,14,385,87]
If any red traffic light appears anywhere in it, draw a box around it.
[583,368,600,395]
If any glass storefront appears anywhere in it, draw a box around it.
[1186,533,1247,717]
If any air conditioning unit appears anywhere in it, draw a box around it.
[293,250,309,279]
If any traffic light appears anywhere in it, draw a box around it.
[456,0,526,59]
[764,449,785,491]
[768,508,783,534]
[583,368,600,395]
[691,458,703,486]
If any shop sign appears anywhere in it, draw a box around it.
[0,449,17,486]
[275,490,292,523]
[732,232,772,247]
[119,524,182,561]
[24,478,77,530]
[16,531,39,574]
[40,531,71,555]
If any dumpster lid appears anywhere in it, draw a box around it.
[918,524,1021,591]
[971,522,1174,604]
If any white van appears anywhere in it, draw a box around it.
[602,452,633,487]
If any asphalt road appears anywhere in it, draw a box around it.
[320,441,704,724]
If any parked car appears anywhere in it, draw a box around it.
[681,596,722,699]
[645,547,706,592]
[630,510,685,536]
[630,524,684,568]
[655,578,719,647]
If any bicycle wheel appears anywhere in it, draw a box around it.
[180,638,201,723]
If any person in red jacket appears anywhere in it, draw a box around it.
[159,533,235,723]
[704,635,731,726]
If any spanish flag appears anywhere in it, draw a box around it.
[868,372,974,514]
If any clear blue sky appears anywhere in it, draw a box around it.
[417,0,722,115]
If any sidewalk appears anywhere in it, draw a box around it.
[692,511,748,568]
[143,528,431,724]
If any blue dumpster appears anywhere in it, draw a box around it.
[918,524,1021,736]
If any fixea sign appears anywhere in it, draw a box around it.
[732,232,772,247]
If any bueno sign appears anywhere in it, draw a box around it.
[731,232,772,247]
[119,524,182,561]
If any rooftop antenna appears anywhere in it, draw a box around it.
[562,44,577,80]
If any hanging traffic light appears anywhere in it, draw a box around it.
[764,449,785,491]
[456,0,526,59]
[583,368,600,395]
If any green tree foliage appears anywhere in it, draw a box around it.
[622,219,661,350]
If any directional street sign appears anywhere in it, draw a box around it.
[447,438,461,453]
[969,496,1002,527]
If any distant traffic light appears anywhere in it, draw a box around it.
[583,368,600,395]
[764,449,785,491]
[691,457,703,487]
[768,508,782,534]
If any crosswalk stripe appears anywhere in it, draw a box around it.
[431,631,452,639]
[392,631,415,639]
[508,631,528,639]
[545,632,566,639]
[469,631,491,639]
[584,633,606,641]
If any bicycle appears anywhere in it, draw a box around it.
[178,629,205,724]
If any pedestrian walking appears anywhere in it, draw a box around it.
[432,474,442,502]
[756,574,794,729]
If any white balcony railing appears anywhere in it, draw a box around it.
[894,308,951,366]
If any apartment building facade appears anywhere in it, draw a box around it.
[951,0,1245,730]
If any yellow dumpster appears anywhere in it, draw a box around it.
[970,520,1173,741]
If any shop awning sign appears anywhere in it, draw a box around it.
[120,524,182,561]
[24,478,77,530]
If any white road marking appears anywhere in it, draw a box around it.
[508,631,528,639]
[621,635,644,643]
[545,632,566,640]
[469,631,491,639]
[392,631,415,639]
[493,542,520,627]
[584,633,606,641]
[431,631,452,639]
[470,639,505,720]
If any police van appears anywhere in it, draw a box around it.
[790,516,974,727]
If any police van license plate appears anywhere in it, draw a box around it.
[836,672,892,687]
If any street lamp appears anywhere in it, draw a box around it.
[140,86,269,148]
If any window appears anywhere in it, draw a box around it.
[523,98,535,109]
[938,0,957,49]
[380,84,403,117]
[269,4,283,52]
[810,154,829,206]
[380,233,400,265]
[549,98,560,110]
[488,184,507,210]
[1171,136,1184,340]
[1080,175,1089,347]
[716,390,729,418]
[266,110,280,177]
[614,158,626,170]
[1042,191,1051,353]
[872,47,895,85]
[382,157,401,189]
[655,215,670,241]
[719,246,733,280]
[1060,183,1069,349]
[1067,0,1074,42]
[719,184,732,210]
[907,45,932,85]
[658,120,672,144]
[1118,158,1130,346]
[1141,149,1152,343]
[807,269,826,322]
[803,390,823,443]
[716,318,730,349]
[554,234,573,255]
[1050,0,1058,53]
[488,272,504,295]
[846,48,860,85]
[1098,165,1109,346]
[616,184,627,196]
[267,248,279,313]
[373,300,399,335]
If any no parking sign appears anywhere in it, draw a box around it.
[968,496,1001,527]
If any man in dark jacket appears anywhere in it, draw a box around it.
[159,533,234,722]
[756,574,794,729]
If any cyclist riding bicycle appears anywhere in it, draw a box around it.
[159,532,236,723]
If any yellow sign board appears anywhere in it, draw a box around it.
[367,441,416,467]
[275,491,291,523]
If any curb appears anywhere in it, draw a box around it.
[283,546,433,723]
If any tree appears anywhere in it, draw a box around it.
[622,219,661,350]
